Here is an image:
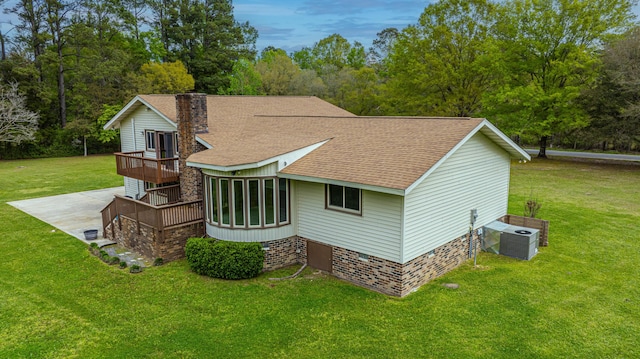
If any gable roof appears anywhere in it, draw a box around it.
[107,95,530,195]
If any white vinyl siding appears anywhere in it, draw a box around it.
[206,223,296,242]
[402,132,511,262]
[202,162,278,177]
[118,106,176,156]
[118,106,177,197]
[124,177,142,198]
[297,181,403,262]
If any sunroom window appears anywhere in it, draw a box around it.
[205,176,290,229]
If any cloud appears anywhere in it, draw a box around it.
[297,0,429,16]
[235,0,429,51]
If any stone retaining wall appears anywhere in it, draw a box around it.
[106,215,204,262]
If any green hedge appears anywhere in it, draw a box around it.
[185,238,264,280]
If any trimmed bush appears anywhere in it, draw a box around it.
[184,237,217,276]
[130,264,143,273]
[89,242,99,255]
[153,257,164,266]
[119,261,127,269]
[109,256,120,265]
[185,238,264,280]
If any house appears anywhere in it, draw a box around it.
[102,93,530,296]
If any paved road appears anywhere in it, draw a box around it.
[525,149,640,162]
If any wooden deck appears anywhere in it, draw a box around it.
[101,195,203,241]
[115,151,179,184]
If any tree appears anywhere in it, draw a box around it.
[255,50,299,95]
[337,67,381,115]
[311,33,352,70]
[486,0,636,157]
[43,0,74,128]
[289,69,326,96]
[291,46,313,69]
[149,0,258,93]
[0,81,39,147]
[386,0,501,117]
[223,58,261,95]
[8,0,47,73]
[346,41,366,69]
[368,27,399,75]
[579,27,640,151]
[132,60,195,94]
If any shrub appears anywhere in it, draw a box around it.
[89,243,99,255]
[101,253,111,263]
[109,256,120,265]
[184,237,217,275]
[153,257,164,266]
[130,264,143,273]
[185,238,264,280]
[119,261,127,269]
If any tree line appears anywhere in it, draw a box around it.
[1,0,639,159]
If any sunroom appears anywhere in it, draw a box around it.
[195,162,296,242]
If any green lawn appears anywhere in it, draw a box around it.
[1,156,638,358]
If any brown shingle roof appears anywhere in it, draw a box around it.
[138,94,354,123]
[140,95,487,190]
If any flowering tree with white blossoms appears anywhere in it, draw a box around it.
[0,81,39,145]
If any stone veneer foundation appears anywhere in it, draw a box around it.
[331,234,476,297]
[105,217,475,296]
[260,234,478,297]
[105,215,204,262]
[106,213,476,296]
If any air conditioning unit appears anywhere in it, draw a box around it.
[482,221,539,260]
[500,225,539,260]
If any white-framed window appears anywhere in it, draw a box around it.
[204,176,290,229]
[326,184,361,214]
[145,130,156,150]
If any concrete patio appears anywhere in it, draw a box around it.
[8,186,125,247]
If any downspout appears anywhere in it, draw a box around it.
[132,118,137,150]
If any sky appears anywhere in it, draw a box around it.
[232,0,434,52]
[0,1,639,54]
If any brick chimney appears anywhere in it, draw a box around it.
[176,93,208,202]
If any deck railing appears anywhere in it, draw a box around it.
[141,184,181,206]
[115,151,179,184]
[101,195,203,241]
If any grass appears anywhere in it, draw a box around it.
[1,156,639,358]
